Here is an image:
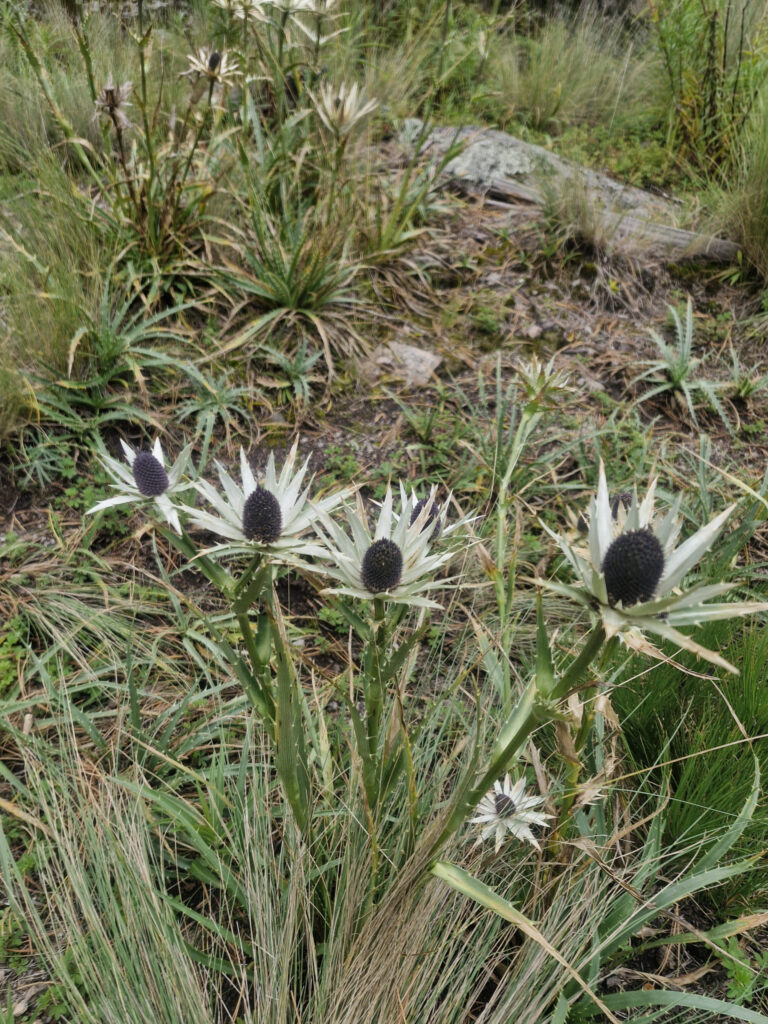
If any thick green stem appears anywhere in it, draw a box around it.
[552,635,618,841]
[365,598,388,759]
[230,606,275,728]
[554,623,607,699]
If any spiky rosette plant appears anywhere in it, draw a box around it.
[539,462,768,672]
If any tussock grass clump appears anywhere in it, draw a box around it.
[647,0,768,175]
[0,5,185,171]
[0,155,112,438]
[707,98,768,283]
[615,619,768,906]
[486,5,661,134]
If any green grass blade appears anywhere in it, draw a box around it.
[584,988,768,1022]
[431,860,622,1024]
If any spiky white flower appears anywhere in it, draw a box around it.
[180,47,240,90]
[313,484,461,608]
[470,775,552,853]
[87,438,192,534]
[186,438,346,561]
[311,80,378,138]
[539,462,768,673]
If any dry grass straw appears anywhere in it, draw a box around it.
[4,739,220,1024]
[3,715,665,1024]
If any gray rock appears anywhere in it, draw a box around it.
[360,341,442,387]
[403,121,739,261]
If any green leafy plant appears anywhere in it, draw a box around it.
[259,337,324,405]
[222,193,365,366]
[33,279,203,436]
[632,297,733,432]
[727,344,768,402]
[175,369,253,471]
[718,937,768,1006]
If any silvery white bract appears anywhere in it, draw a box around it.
[87,438,192,534]
[181,47,240,88]
[313,484,460,608]
[394,482,475,541]
[187,438,346,561]
[470,775,551,853]
[311,81,378,138]
[212,0,268,19]
[539,462,768,673]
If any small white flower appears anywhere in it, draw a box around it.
[87,438,192,534]
[313,484,460,608]
[186,438,346,561]
[539,462,768,673]
[470,775,551,853]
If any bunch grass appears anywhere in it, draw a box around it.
[485,4,661,135]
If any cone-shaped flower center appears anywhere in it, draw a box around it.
[242,486,282,543]
[602,527,665,607]
[132,451,169,496]
[495,792,516,818]
[410,499,441,539]
[361,538,403,594]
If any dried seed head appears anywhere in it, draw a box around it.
[242,486,282,543]
[361,538,403,593]
[132,450,169,496]
[602,528,665,607]
[94,77,133,129]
